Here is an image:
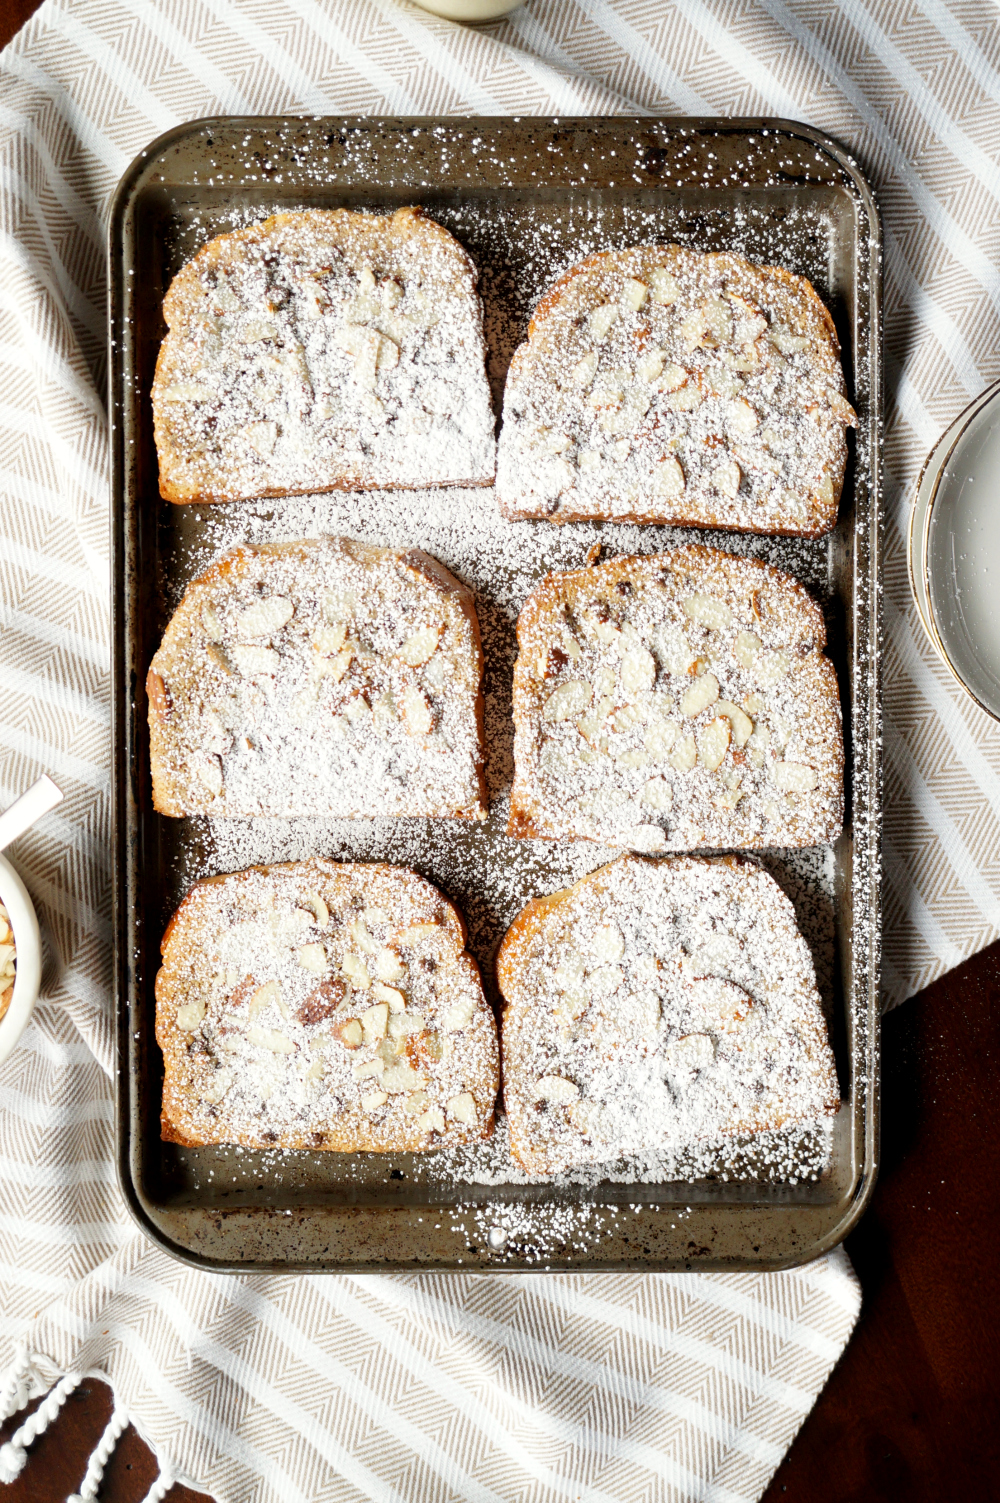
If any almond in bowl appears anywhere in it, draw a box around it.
[0,854,43,1067]
[0,900,15,1024]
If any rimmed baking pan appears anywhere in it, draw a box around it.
[110,116,882,1272]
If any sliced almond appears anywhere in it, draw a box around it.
[247,1025,294,1054]
[175,998,206,1032]
[316,648,353,683]
[755,649,792,688]
[769,324,810,354]
[636,349,665,383]
[683,594,732,630]
[771,761,819,793]
[613,702,647,732]
[376,334,399,371]
[372,982,406,1013]
[348,917,378,955]
[593,924,625,964]
[714,786,744,811]
[666,384,704,412]
[352,1057,385,1081]
[745,722,771,769]
[817,471,836,508]
[589,965,623,998]
[416,1107,446,1134]
[382,1061,426,1093]
[658,362,687,392]
[375,948,406,983]
[297,944,327,975]
[733,629,763,669]
[727,398,758,436]
[342,953,371,990]
[361,1001,389,1043]
[698,716,731,772]
[572,351,599,388]
[335,1018,363,1049]
[441,997,476,1034]
[314,622,347,657]
[553,990,588,1031]
[668,732,697,772]
[644,722,679,759]
[830,393,856,423]
[248,980,281,1020]
[588,303,618,340]
[622,277,648,310]
[401,683,434,737]
[196,756,223,796]
[402,1091,429,1117]
[388,1012,425,1039]
[361,1089,388,1110]
[447,1092,477,1124]
[554,952,585,990]
[679,672,720,717]
[398,624,443,666]
[200,1070,232,1105]
[236,596,294,640]
[641,777,673,811]
[230,643,280,677]
[543,679,593,721]
[395,922,444,947]
[649,268,679,304]
[240,421,277,457]
[534,1075,580,1104]
[654,454,686,498]
[201,602,224,642]
[712,459,741,499]
[300,892,330,930]
[666,1032,714,1070]
[716,701,753,747]
[620,646,656,696]
[616,748,650,769]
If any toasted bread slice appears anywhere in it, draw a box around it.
[157,860,499,1151]
[497,854,839,1175]
[147,536,487,821]
[153,207,495,504]
[508,544,843,852]
[496,245,854,534]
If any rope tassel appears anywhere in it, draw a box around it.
[0,1370,81,1483]
[0,1343,34,1425]
[65,1403,129,1502]
[138,1458,176,1503]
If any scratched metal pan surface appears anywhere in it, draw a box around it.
[109,116,882,1274]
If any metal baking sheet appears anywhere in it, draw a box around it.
[109,116,882,1273]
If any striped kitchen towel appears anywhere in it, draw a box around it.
[2,0,998,1498]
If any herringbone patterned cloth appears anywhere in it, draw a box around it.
[2,0,998,1498]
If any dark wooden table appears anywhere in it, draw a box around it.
[3,2,999,1496]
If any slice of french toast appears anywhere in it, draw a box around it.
[497,244,854,533]
[147,535,487,821]
[157,859,499,1152]
[153,206,495,503]
[497,854,839,1175]
[508,544,843,852]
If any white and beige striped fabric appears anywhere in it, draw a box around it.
[2,0,998,1498]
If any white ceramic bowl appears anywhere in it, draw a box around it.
[908,377,1000,721]
[0,854,42,1067]
[409,0,523,19]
